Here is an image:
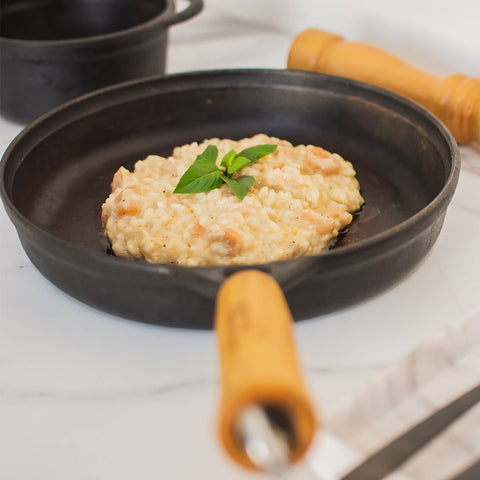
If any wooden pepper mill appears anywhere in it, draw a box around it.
[287,29,480,144]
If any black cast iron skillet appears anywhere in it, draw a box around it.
[0,69,460,329]
[0,0,203,123]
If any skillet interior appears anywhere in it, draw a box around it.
[0,70,459,328]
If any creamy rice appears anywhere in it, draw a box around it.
[101,134,364,266]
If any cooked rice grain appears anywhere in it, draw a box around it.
[101,134,364,265]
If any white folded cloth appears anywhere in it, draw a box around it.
[308,307,480,479]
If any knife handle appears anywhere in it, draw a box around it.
[215,269,317,470]
[287,28,480,144]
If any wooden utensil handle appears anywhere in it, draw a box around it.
[215,269,316,470]
[287,29,480,144]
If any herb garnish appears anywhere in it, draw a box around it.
[173,144,277,200]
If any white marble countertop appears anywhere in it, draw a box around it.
[1,1,479,479]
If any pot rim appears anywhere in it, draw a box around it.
[0,0,203,48]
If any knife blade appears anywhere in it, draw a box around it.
[340,383,480,480]
[450,458,480,480]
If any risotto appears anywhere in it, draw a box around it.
[101,134,364,266]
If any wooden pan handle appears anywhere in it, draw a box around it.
[287,28,480,144]
[215,269,317,470]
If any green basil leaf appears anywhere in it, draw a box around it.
[174,143,276,200]
[201,144,219,163]
[173,170,223,193]
[227,156,251,175]
[173,145,222,193]
[236,144,277,165]
[221,175,255,200]
[220,149,236,168]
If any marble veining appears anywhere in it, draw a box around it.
[1,2,480,479]
[460,145,480,175]
[0,377,216,403]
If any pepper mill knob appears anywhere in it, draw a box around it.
[287,29,480,144]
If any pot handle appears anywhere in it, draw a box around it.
[166,0,204,26]
[214,269,317,472]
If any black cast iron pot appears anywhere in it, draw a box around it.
[0,69,460,329]
[0,0,203,123]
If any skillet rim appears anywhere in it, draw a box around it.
[0,68,460,279]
